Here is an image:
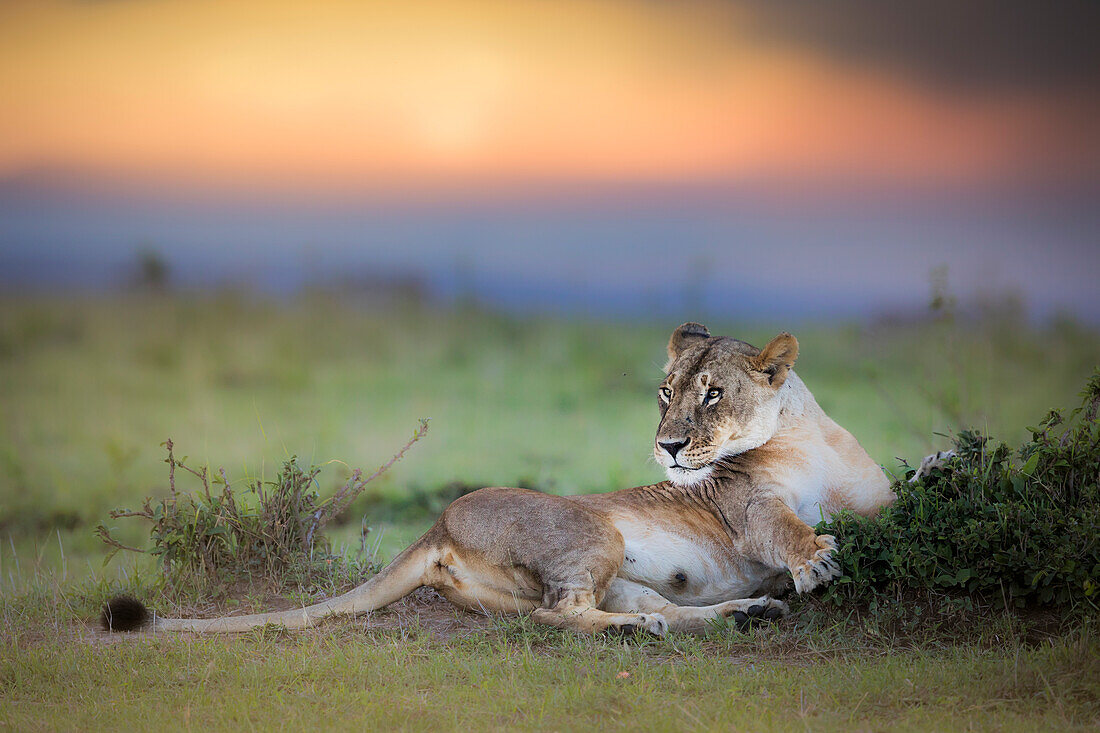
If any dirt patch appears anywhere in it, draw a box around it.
[336,586,505,637]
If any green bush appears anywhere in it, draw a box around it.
[96,421,428,594]
[820,370,1100,610]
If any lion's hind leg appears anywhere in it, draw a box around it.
[530,587,668,637]
[600,578,786,634]
[428,549,542,616]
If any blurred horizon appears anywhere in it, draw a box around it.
[1,193,1098,326]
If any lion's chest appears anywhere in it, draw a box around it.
[610,518,781,605]
[752,428,893,523]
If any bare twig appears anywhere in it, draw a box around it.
[165,438,176,499]
[93,525,146,553]
[320,418,431,525]
[108,496,154,520]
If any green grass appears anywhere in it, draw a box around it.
[2,601,1098,731]
[1,293,1098,730]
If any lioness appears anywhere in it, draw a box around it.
[104,322,895,636]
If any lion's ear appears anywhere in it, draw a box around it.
[751,332,798,388]
[666,322,710,370]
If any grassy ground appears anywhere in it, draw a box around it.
[1,293,1098,730]
[3,591,1098,731]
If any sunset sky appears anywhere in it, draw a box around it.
[2,0,1098,196]
[2,1,1098,321]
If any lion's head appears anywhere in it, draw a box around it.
[654,322,799,487]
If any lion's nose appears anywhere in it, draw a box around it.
[658,439,689,460]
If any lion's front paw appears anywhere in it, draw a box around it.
[791,535,841,594]
[613,613,668,638]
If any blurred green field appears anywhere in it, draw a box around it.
[1,293,1098,582]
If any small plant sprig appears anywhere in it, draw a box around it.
[95,419,429,593]
[820,370,1100,610]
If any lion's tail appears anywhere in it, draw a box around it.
[101,538,435,634]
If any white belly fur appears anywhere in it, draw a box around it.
[611,518,780,606]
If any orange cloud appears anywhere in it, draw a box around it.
[1,0,1095,193]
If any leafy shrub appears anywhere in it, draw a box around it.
[820,371,1100,609]
[96,420,428,593]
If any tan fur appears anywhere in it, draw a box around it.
[130,323,892,637]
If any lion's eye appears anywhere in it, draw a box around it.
[660,386,672,401]
[706,388,723,402]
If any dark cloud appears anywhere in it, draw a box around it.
[739,0,1100,94]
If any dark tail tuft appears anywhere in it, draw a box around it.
[101,595,151,632]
